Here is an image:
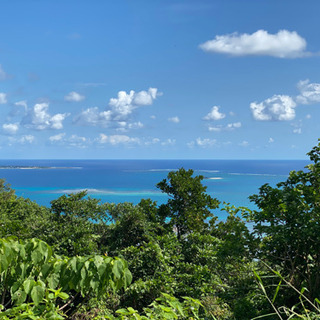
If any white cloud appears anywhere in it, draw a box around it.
[0,65,8,81]
[22,102,69,130]
[15,100,28,110]
[74,107,112,127]
[150,115,156,120]
[10,135,35,144]
[64,91,85,102]
[109,87,159,120]
[269,137,274,143]
[200,29,308,58]
[68,134,87,147]
[161,138,176,146]
[0,93,7,104]
[250,95,296,121]
[168,116,180,123]
[306,114,311,119]
[296,79,320,104]
[74,87,159,129]
[188,138,217,148]
[97,134,140,145]
[133,88,158,105]
[48,133,88,148]
[208,122,241,131]
[116,121,144,132]
[49,133,65,142]
[128,121,143,129]
[3,123,19,134]
[203,106,225,121]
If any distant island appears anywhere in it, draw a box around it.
[0,166,82,169]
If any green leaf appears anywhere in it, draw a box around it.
[12,289,27,305]
[23,279,36,295]
[112,259,123,280]
[31,285,45,305]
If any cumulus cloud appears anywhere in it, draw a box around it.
[3,123,19,134]
[109,87,159,120]
[168,116,180,123]
[250,95,296,121]
[0,93,7,104]
[296,79,320,104]
[22,102,69,130]
[208,122,241,132]
[203,106,225,121]
[74,87,159,129]
[200,30,308,58]
[64,91,85,102]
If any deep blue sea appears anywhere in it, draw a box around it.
[0,159,309,220]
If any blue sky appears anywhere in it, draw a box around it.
[0,0,320,159]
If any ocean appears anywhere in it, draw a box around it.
[0,159,309,219]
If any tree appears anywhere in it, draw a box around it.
[49,191,110,256]
[156,168,219,239]
[0,179,50,240]
[247,139,320,302]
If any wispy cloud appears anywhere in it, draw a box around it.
[208,122,241,132]
[188,138,217,148]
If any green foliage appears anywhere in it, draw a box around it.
[103,293,207,320]
[105,202,156,255]
[0,179,51,240]
[3,141,320,318]
[0,237,132,318]
[247,140,320,303]
[157,168,220,239]
[49,191,110,256]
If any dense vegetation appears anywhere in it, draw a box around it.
[1,141,320,319]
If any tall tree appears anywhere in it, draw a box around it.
[247,139,320,302]
[157,168,219,239]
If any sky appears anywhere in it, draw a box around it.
[0,0,320,159]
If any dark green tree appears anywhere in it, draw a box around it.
[0,179,50,240]
[49,191,110,256]
[157,168,220,239]
[247,139,320,302]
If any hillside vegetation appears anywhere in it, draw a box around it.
[1,141,320,319]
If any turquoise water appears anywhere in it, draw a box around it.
[0,159,309,219]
